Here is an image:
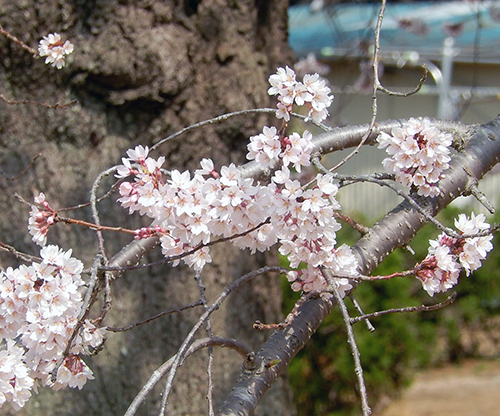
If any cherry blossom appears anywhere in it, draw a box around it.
[110,69,350,292]
[38,33,74,69]
[416,213,493,296]
[1,53,496,412]
[28,193,57,246]
[247,127,314,172]
[267,66,333,123]
[116,139,357,294]
[377,117,452,197]
[0,246,106,409]
[0,341,34,411]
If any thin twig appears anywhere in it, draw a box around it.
[195,272,216,416]
[0,94,78,109]
[322,268,371,416]
[106,300,203,332]
[313,155,455,236]
[0,241,41,264]
[0,153,41,181]
[94,270,112,326]
[157,266,288,416]
[89,166,118,261]
[327,0,387,173]
[254,291,323,330]
[150,108,331,152]
[101,219,271,273]
[468,183,495,214]
[350,292,457,325]
[373,0,427,99]
[57,176,123,212]
[330,170,466,238]
[348,295,375,332]
[0,24,38,55]
[56,215,138,235]
[334,212,370,236]
[124,336,253,416]
[151,109,276,151]
[377,66,428,97]
[50,255,105,383]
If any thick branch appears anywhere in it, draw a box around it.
[217,116,500,416]
[311,118,470,156]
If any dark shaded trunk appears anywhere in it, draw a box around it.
[0,1,294,415]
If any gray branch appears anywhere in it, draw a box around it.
[217,116,500,416]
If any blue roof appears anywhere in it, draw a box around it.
[289,2,500,63]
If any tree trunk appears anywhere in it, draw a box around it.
[0,1,294,415]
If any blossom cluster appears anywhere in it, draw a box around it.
[116,144,358,294]
[268,66,333,123]
[416,213,493,296]
[246,126,314,171]
[28,193,56,246]
[377,117,452,197]
[38,33,74,69]
[0,246,105,409]
[112,67,356,294]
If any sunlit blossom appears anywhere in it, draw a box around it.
[377,118,452,197]
[416,213,493,296]
[0,246,105,409]
[268,66,333,123]
[38,33,74,69]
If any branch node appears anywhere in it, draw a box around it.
[243,352,257,372]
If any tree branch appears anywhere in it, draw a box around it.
[217,116,500,416]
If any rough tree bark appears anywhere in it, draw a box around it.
[0,1,294,415]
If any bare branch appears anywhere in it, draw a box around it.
[0,93,77,109]
[0,153,41,181]
[124,337,253,416]
[106,300,203,332]
[89,166,119,260]
[102,219,271,273]
[195,271,216,416]
[253,291,324,331]
[0,24,37,55]
[323,268,371,416]
[50,254,105,383]
[348,295,375,333]
[377,66,428,97]
[350,292,457,325]
[151,108,277,151]
[158,266,288,416]
[0,241,41,264]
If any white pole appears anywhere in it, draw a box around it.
[438,36,457,120]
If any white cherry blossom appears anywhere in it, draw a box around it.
[38,33,74,69]
[0,246,106,409]
[377,118,452,197]
[267,66,333,123]
[416,213,493,296]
